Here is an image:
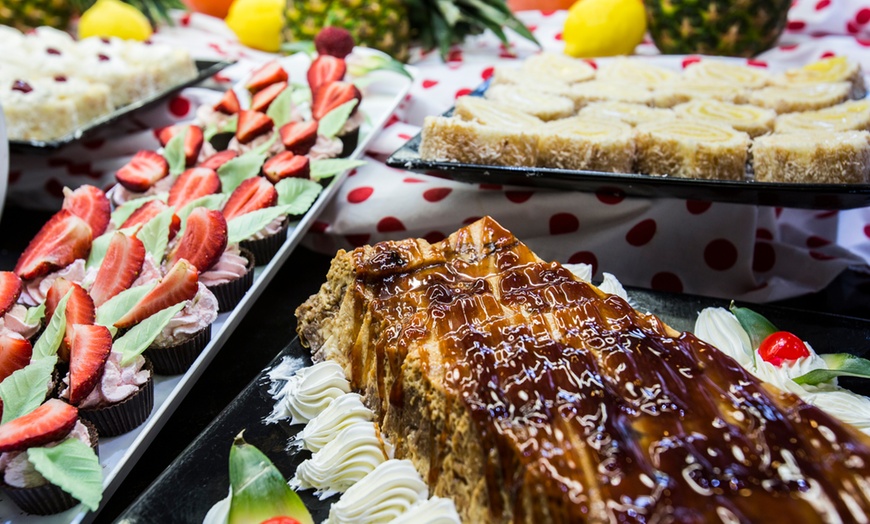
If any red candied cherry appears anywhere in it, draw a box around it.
[758,331,809,366]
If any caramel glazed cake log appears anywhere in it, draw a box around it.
[296,217,870,524]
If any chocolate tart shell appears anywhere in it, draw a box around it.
[79,359,154,437]
[144,324,212,375]
[339,126,360,158]
[239,218,288,266]
[207,248,255,312]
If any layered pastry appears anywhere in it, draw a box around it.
[635,120,751,180]
[673,99,776,137]
[535,117,634,172]
[568,80,654,107]
[747,82,852,113]
[578,101,676,127]
[519,52,595,84]
[453,96,544,129]
[752,131,870,184]
[774,99,870,134]
[682,60,771,89]
[773,56,866,99]
[419,116,539,167]
[652,81,747,107]
[297,217,870,523]
[597,57,677,86]
[483,84,575,121]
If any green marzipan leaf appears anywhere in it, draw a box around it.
[794,353,870,386]
[0,356,57,424]
[87,227,137,270]
[318,99,358,139]
[137,206,177,262]
[28,438,103,511]
[291,86,312,106]
[222,114,239,134]
[309,159,366,181]
[729,302,778,350]
[24,303,45,326]
[32,290,71,360]
[95,283,157,337]
[266,87,296,128]
[275,178,323,214]
[252,134,279,156]
[227,206,288,245]
[280,41,316,56]
[110,196,159,228]
[117,302,187,366]
[204,122,220,142]
[163,126,189,176]
[179,194,226,223]
[218,152,268,195]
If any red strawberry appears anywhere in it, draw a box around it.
[0,272,22,316]
[0,334,32,383]
[114,259,198,329]
[68,324,112,406]
[236,110,274,144]
[168,167,221,209]
[62,185,111,237]
[214,89,241,115]
[222,177,278,220]
[311,81,361,120]
[116,151,169,192]
[251,81,288,113]
[168,208,227,272]
[0,399,78,453]
[15,210,93,280]
[157,125,204,167]
[307,55,347,92]
[89,233,146,307]
[45,278,96,362]
[200,150,238,171]
[262,152,310,184]
[120,200,182,242]
[279,121,318,155]
[246,61,288,94]
[314,26,354,59]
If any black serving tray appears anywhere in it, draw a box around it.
[9,59,234,153]
[118,288,870,523]
[385,81,870,210]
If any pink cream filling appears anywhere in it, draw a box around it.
[152,283,218,348]
[110,176,174,206]
[0,305,40,340]
[250,216,286,241]
[19,259,88,306]
[308,134,343,160]
[0,421,91,488]
[199,244,248,287]
[61,351,150,409]
[132,252,163,288]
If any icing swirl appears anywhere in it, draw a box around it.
[269,360,350,425]
[298,392,373,452]
[200,244,249,287]
[390,497,463,524]
[325,459,428,524]
[694,307,754,368]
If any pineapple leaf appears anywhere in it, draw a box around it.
[437,0,463,26]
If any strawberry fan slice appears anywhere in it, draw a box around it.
[14,210,93,280]
[62,185,111,237]
[68,324,113,406]
[114,259,199,329]
[0,399,78,453]
[90,233,146,307]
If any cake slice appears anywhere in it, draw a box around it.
[673,99,776,137]
[568,80,653,107]
[578,101,676,126]
[773,56,866,99]
[752,131,870,184]
[484,84,575,121]
[683,60,771,89]
[419,116,538,167]
[635,120,750,180]
[747,82,851,113]
[453,96,544,129]
[653,81,747,107]
[535,117,634,171]
[519,52,596,84]
[1,79,79,141]
[774,99,870,134]
[597,57,678,86]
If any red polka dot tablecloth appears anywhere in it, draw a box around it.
[6,2,870,303]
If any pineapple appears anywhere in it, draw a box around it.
[284,0,537,62]
[643,0,791,57]
[0,0,180,32]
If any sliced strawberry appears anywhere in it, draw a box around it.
[116,151,169,192]
[222,177,278,220]
[236,110,274,145]
[15,210,93,280]
[251,81,288,113]
[45,278,96,362]
[0,334,32,383]
[307,55,347,92]
[246,61,289,94]
[0,272,22,316]
[200,150,239,171]
[214,89,241,115]
[311,81,361,120]
[157,125,204,167]
[167,167,221,208]
[168,208,227,273]
[89,233,146,307]
[279,121,318,155]
[0,399,78,453]
[114,259,199,329]
[120,200,180,238]
[262,152,310,184]
[62,185,111,237]
[68,324,112,406]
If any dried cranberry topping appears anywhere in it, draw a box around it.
[54,76,67,82]
[11,80,32,93]
[46,47,61,55]
[98,53,110,62]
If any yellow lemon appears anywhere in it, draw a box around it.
[78,0,153,42]
[225,0,284,52]
[563,0,647,58]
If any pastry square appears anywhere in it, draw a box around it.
[597,57,678,86]
[535,116,634,172]
[520,52,596,84]
[419,116,538,167]
[652,81,747,108]
[673,100,775,138]
[747,82,851,114]
[774,100,870,134]
[752,131,870,184]
[578,101,676,127]
[484,84,575,121]
[635,120,750,180]
[453,96,544,130]
[569,80,654,107]
[683,60,771,89]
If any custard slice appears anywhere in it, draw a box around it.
[752,131,870,184]
[747,82,851,113]
[419,116,538,167]
[520,52,596,84]
[653,81,747,107]
[635,120,750,180]
[484,84,576,121]
[579,101,676,126]
[453,95,544,130]
[774,99,870,134]
[683,60,771,89]
[673,99,775,137]
[597,57,678,86]
[774,56,866,99]
[535,117,635,172]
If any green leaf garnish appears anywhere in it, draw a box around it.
[794,353,870,386]
[318,99,358,139]
[266,87,296,128]
[137,206,177,262]
[309,159,366,181]
[275,178,322,214]
[110,195,159,228]
[222,114,239,134]
[116,302,187,366]
[227,206,288,245]
[163,126,189,176]
[280,40,316,56]
[252,134,279,156]
[95,283,157,337]
[218,151,267,195]
[204,122,220,142]
[87,227,137,270]
[0,356,57,424]
[24,303,45,326]
[291,85,312,106]
[178,194,226,224]
[28,438,103,511]
[729,302,778,351]
[32,289,71,360]
[345,53,413,80]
